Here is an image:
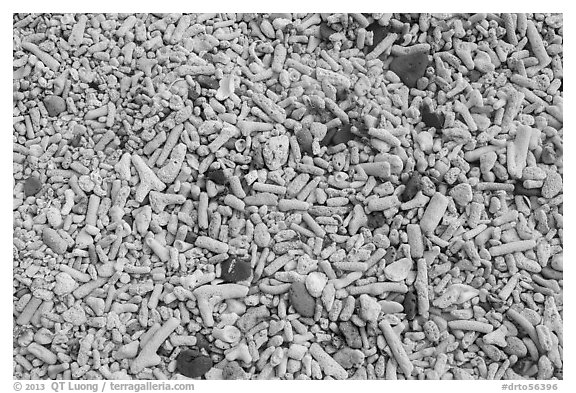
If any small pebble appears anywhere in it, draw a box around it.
[62,304,87,326]
[305,272,328,298]
[450,183,473,206]
[220,257,251,283]
[331,125,356,145]
[319,23,336,41]
[421,102,445,129]
[176,351,213,378]
[365,22,392,54]
[253,222,271,248]
[263,135,290,170]
[339,321,363,349]
[53,272,78,296]
[295,127,314,155]
[358,294,381,322]
[222,361,249,380]
[43,95,66,117]
[333,347,365,369]
[196,75,220,90]
[289,281,316,317]
[207,168,227,185]
[400,173,423,202]
[384,257,413,281]
[403,291,418,320]
[24,176,42,197]
[195,334,211,352]
[389,52,429,88]
[42,227,67,255]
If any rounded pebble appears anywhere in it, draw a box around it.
[305,272,328,298]
[176,351,213,378]
[415,131,433,153]
[43,95,66,117]
[23,176,42,197]
[504,336,528,357]
[423,320,440,342]
[53,272,78,296]
[42,227,67,255]
[333,347,365,369]
[220,257,251,283]
[384,257,413,281]
[253,222,271,248]
[289,281,316,317]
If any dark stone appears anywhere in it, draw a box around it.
[336,88,349,102]
[176,351,213,378]
[477,301,492,313]
[403,291,417,320]
[185,231,198,244]
[514,182,541,197]
[157,344,174,358]
[389,52,429,88]
[365,22,392,54]
[69,134,82,147]
[125,321,142,336]
[320,128,338,146]
[67,338,80,358]
[123,215,134,227]
[220,257,252,283]
[289,281,316,317]
[383,248,396,265]
[295,128,314,155]
[468,70,482,83]
[367,212,386,229]
[88,80,100,90]
[331,124,356,145]
[206,168,227,185]
[400,172,423,202]
[222,137,237,150]
[511,358,533,377]
[195,334,211,352]
[24,176,42,197]
[71,200,87,215]
[252,144,265,169]
[196,75,220,90]
[319,23,336,41]
[421,102,445,129]
[188,86,200,101]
